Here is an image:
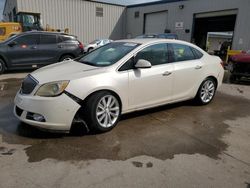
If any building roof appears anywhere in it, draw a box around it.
[93,0,186,7]
[127,0,186,8]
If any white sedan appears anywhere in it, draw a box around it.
[14,39,224,133]
[84,39,112,53]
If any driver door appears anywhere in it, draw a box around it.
[128,43,174,109]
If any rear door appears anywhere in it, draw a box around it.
[169,43,204,100]
[7,34,40,67]
[39,34,59,65]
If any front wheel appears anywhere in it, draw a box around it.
[83,91,121,133]
[195,78,216,105]
[0,59,6,75]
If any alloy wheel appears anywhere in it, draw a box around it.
[96,95,120,128]
[200,80,215,103]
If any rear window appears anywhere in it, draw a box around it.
[158,34,177,39]
[59,35,76,42]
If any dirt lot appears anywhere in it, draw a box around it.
[0,72,249,188]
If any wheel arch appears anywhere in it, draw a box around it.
[59,53,76,61]
[0,54,8,68]
[80,89,123,110]
[206,75,218,89]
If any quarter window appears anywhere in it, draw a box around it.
[171,43,196,62]
[118,58,134,71]
[135,43,169,66]
[191,47,204,59]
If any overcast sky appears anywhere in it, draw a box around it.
[97,0,161,5]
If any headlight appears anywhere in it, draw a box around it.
[35,81,69,97]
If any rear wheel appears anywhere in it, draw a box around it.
[83,91,121,133]
[0,59,6,74]
[195,78,216,105]
[59,55,74,62]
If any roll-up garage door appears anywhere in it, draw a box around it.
[144,11,168,34]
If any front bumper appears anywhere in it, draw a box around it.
[14,91,81,132]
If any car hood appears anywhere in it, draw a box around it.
[31,60,103,84]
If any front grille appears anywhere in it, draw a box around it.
[20,75,38,95]
[15,106,23,116]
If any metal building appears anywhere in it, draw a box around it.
[3,0,126,43]
[126,0,250,50]
[3,0,250,51]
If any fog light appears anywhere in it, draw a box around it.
[27,112,45,122]
[33,114,45,122]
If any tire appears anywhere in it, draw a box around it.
[228,61,234,73]
[229,74,237,83]
[0,59,6,75]
[195,78,216,105]
[82,91,121,133]
[59,55,74,62]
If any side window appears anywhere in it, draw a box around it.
[40,34,57,44]
[135,43,168,66]
[171,43,196,62]
[190,47,204,59]
[14,34,39,45]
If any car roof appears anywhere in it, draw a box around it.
[114,38,205,53]
[19,31,75,37]
[115,38,188,45]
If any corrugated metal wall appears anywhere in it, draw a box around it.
[15,0,126,43]
[126,0,250,51]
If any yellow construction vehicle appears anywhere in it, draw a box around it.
[0,12,69,41]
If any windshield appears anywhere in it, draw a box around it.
[78,42,140,67]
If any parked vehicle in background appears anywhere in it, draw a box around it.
[135,33,178,39]
[84,39,112,53]
[0,12,70,42]
[214,41,232,57]
[0,31,84,74]
[228,50,250,82]
[0,22,22,41]
[14,39,224,133]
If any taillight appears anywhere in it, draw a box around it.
[220,61,224,68]
[78,42,84,49]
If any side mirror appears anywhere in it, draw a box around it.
[134,59,152,69]
[8,41,17,47]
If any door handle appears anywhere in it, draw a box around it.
[162,71,172,76]
[58,45,63,48]
[31,46,37,49]
[195,65,202,69]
